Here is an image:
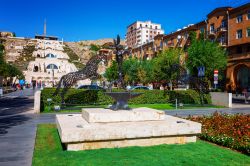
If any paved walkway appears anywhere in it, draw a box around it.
[0,114,55,166]
[0,89,55,166]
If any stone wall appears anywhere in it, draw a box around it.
[210,92,232,108]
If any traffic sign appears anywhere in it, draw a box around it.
[198,66,205,77]
[214,69,219,85]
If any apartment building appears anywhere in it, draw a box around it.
[127,3,250,91]
[126,21,164,48]
[227,3,250,91]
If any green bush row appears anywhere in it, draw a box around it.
[166,90,211,104]
[40,88,211,112]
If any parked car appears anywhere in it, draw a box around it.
[129,86,150,90]
[78,85,104,90]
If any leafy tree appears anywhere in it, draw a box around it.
[139,60,154,84]
[186,34,227,81]
[153,48,182,90]
[104,61,118,82]
[90,44,100,52]
[122,58,140,85]
[0,43,24,81]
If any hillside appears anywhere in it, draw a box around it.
[65,38,125,63]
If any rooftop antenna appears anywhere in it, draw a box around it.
[43,19,47,36]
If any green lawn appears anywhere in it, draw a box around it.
[43,104,224,113]
[32,124,250,166]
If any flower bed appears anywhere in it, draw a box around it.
[189,113,250,155]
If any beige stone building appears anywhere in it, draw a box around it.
[24,36,77,87]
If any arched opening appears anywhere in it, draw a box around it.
[237,66,250,89]
[33,66,39,72]
[46,64,58,70]
[234,64,250,91]
[46,53,56,58]
[37,54,41,58]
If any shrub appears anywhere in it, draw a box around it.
[128,90,169,104]
[40,88,211,111]
[166,90,211,104]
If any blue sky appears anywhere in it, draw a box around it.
[0,0,247,41]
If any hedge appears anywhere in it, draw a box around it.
[166,90,211,104]
[40,88,211,112]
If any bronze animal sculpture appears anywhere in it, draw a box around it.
[53,53,107,103]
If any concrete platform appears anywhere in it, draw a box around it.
[82,107,165,123]
[56,109,201,151]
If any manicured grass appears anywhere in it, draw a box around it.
[32,124,250,166]
[43,104,224,113]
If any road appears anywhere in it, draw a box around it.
[0,89,249,166]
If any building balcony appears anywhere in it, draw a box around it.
[217,26,227,33]
[228,52,250,62]
[168,43,175,47]
[177,44,183,48]
[219,42,227,47]
[208,30,216,36]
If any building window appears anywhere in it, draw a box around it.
[221,19,227,28]
[200,27,205,33]
[247,28,250,37]
[247,45,250,52]
[236,29,242,39]
[146,35,148,37]
[155,26,158,29]
[46,53,56,58]
[140,24,142,27]
[236,46,242,54]
[236,14,243,23]
[248,10,250,20]
[146,30,148,33]
[46,64,58,69]
[210,24,215,33]
[33,66,39,72]
[146,25,148,28]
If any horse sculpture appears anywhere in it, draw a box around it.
[53,53,107,103]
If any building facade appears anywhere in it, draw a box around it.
[24,36,77,87]
[126,21,164,48]
[127,3,250,91]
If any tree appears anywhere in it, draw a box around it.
[153,48,182,90]
[139,60,154,84]
[90,44,101,52]
[122,58,140,85]
[103,61,118,82]
[186,35,227,81]
[0,43,24,82]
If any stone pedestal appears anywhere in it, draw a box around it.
[56,108,201,151]
[82,107,165,123]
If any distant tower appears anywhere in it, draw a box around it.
[43,19,47,36]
